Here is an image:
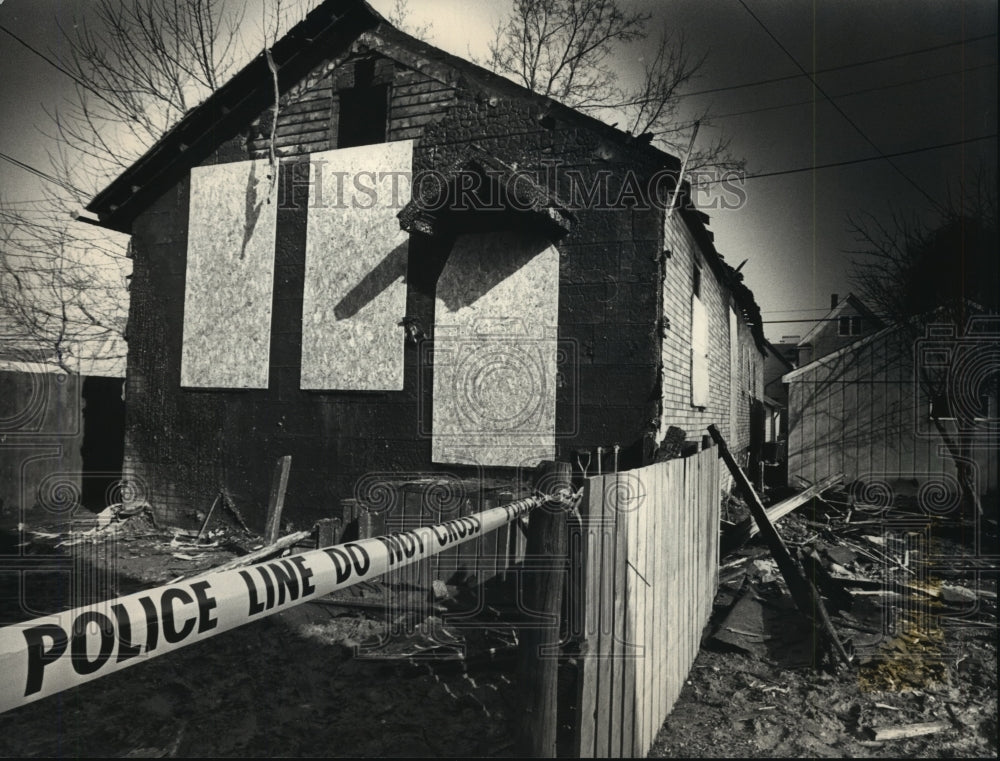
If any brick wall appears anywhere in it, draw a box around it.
[123,44,677,528]
[657,213,763,454]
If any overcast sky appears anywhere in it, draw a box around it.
[1,0,996,342]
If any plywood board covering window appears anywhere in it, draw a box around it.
[432,230,560,467]
[181,159,278,389]
[691,294,709,407]
[300,140,413,390]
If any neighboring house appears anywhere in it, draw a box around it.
[82,0,768,530]
[758,340,795,488]
[763,339,794,438]
[0,323,126,521]
[784,314,998,505]
[795,293,884,367]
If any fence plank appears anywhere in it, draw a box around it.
[688,454,697,673]
[643,464,656,753]
[667,457,681,713]
[691,452,700,667]
[594,475,612,759]
[633,469,647,756]
[653,460,666,747]
[609,473,627,758]
[662,461,674,719]
[574,477,598,758]
[648,462,659,753]
[571,451,722,758]
[622,471,638,757]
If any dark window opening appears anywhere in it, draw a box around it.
[693,263,702,298]
[337,85,388,147]
[838,315,862,336]
[930,393,953,419]
[337,59,388,148]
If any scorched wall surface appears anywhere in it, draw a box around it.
[122,47,674,529]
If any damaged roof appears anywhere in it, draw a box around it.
[84,0,678,233]
[83,0,767,352]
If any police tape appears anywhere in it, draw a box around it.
[0,493,546,715]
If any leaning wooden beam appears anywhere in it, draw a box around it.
[264,455,293,545]
[195,492,221,543]
[723,473,843,555]
[748,472,843,538]
[707,425,852,668]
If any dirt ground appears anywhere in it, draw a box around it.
[1,502,996,758]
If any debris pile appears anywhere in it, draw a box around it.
[674,459,998,757]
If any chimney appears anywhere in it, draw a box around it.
[798,344,813,366]
[831,293,839,309]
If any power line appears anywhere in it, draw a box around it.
[710,61,997,122]
[0,198,54,206]
[682,32,997,98]
[0,24,91,90]
[0,150,70,189]
[736,0,960,210]
[693,133,997,185]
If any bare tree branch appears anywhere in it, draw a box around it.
[847,166,998,517]
[483,0,743,172]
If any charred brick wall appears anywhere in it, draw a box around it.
[413,92,666,471]
[658,212,764,455]
[123,47,712,529]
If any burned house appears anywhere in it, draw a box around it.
[83,0,767,530]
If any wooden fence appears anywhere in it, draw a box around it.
[573,445,721,758]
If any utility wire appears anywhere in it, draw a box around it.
[682,31,997,98]
[0,150,79,192]
[736,0,981,210]
[692,134,997,186]
[710,61,997,122]
[0,24,91,91]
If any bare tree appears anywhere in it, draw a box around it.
[0,195,129,373]
[848,168,999,517]
[1,0,316,373]
[484,0,742,172]
[384,0,434,40]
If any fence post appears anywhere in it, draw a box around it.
[518,460,571,758]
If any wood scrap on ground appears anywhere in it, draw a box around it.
[723,472,843,553]
[872,721,950,741]
[708,424,852,669]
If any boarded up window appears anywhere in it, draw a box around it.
[181,159,278,389]
[300,140,413,390]
[432,230,560,467]
[691,294,709,407]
